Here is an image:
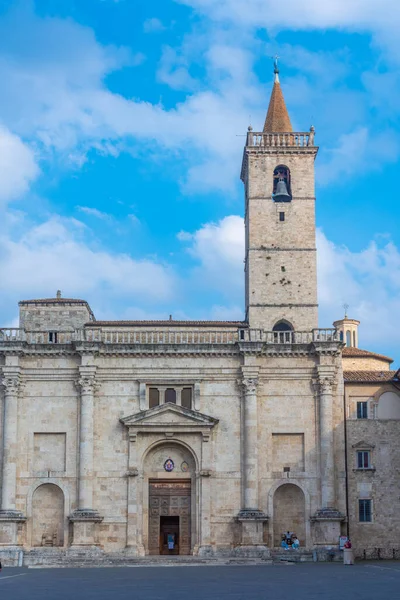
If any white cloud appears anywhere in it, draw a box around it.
[317,229,400,353]
[318,128,400,186]
[179,215,244,295]
[157,46,197,91]
[76,206,113,220]
[0,215,177,322]
[177,0,400,58]
[143,18,166,33]
[0,126,39,206]
[179,215,400,355]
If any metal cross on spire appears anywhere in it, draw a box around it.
[273,55,280,74]
[343,303,349,318]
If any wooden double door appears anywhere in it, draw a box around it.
[149,480,191,555]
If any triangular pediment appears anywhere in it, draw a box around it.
[352,440,375,450]
[120,403,218,431]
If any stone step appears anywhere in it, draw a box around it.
[23,551,272,568]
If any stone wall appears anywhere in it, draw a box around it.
[244,151,318,331]
[347,417,400,550]
[0,345,345,554]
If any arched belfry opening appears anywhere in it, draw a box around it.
[273,165,292,202]
[273,320,294,342]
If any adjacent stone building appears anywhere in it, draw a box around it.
[0,65,398,562]
[334,316,400,557]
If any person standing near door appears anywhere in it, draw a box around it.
[167,533,175,551]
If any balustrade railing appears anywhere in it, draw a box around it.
[246,130,315,148]
[0,327,340,345]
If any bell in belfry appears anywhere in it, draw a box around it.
[273,177,291,202]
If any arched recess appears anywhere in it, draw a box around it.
[141,440,198,556]
[377,391,400,419]
[273,483,306,547]
[32,483,64,547]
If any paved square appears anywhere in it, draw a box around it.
[1,563,400,600]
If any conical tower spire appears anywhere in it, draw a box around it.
[263,58,293,133]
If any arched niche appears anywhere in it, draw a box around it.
[32,483,64,547]
[273,483,306,547]
[377,391,400,419]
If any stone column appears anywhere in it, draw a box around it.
[241,377,259,512]
[198,433,212,556]
[77,375,97,511]
[0,373,26,545]
[318,377,335,509]
[236,373,269,556]
[69,372,103,546]
[311,372,344,547]
[125,431,144,555]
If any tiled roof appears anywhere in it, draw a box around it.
[263,80,293,133]
[342,347,393,363]
[85,320,247,328]
[344,370,399,383]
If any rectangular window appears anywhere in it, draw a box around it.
[181,388,192,410]
[165,388,176,404]
[357,401,368,419]
[357,451,370,469]
[149,388,160,408]
[359,499,372,522]
[279,212,285,222]
[48,331,58,343]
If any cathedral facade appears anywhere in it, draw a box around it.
[1,68,397,562]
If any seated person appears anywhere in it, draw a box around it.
[291,535,300,549]
[280,534,289,549]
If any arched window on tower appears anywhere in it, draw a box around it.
[346,331,351,347]
[272,320,294,343]
[273,165,292,202]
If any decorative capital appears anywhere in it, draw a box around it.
[318,377,334,395]
[237,508,268,522]
[126,468,139,477]
[68,509,103,523]
[241,378,259,395]
[76,376,100,395]
[200,469,212,478]
[1,376,23,396]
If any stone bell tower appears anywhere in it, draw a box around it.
[241,61,318,331]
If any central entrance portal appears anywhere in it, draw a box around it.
[149,480,191,555]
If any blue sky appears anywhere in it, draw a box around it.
[0,0,399,363]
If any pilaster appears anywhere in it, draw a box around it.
[236,368,269,556]
[0,369,26,546]
[69,366,103,546]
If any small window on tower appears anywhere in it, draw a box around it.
[279,212,285,222]
[48,332,58,344]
